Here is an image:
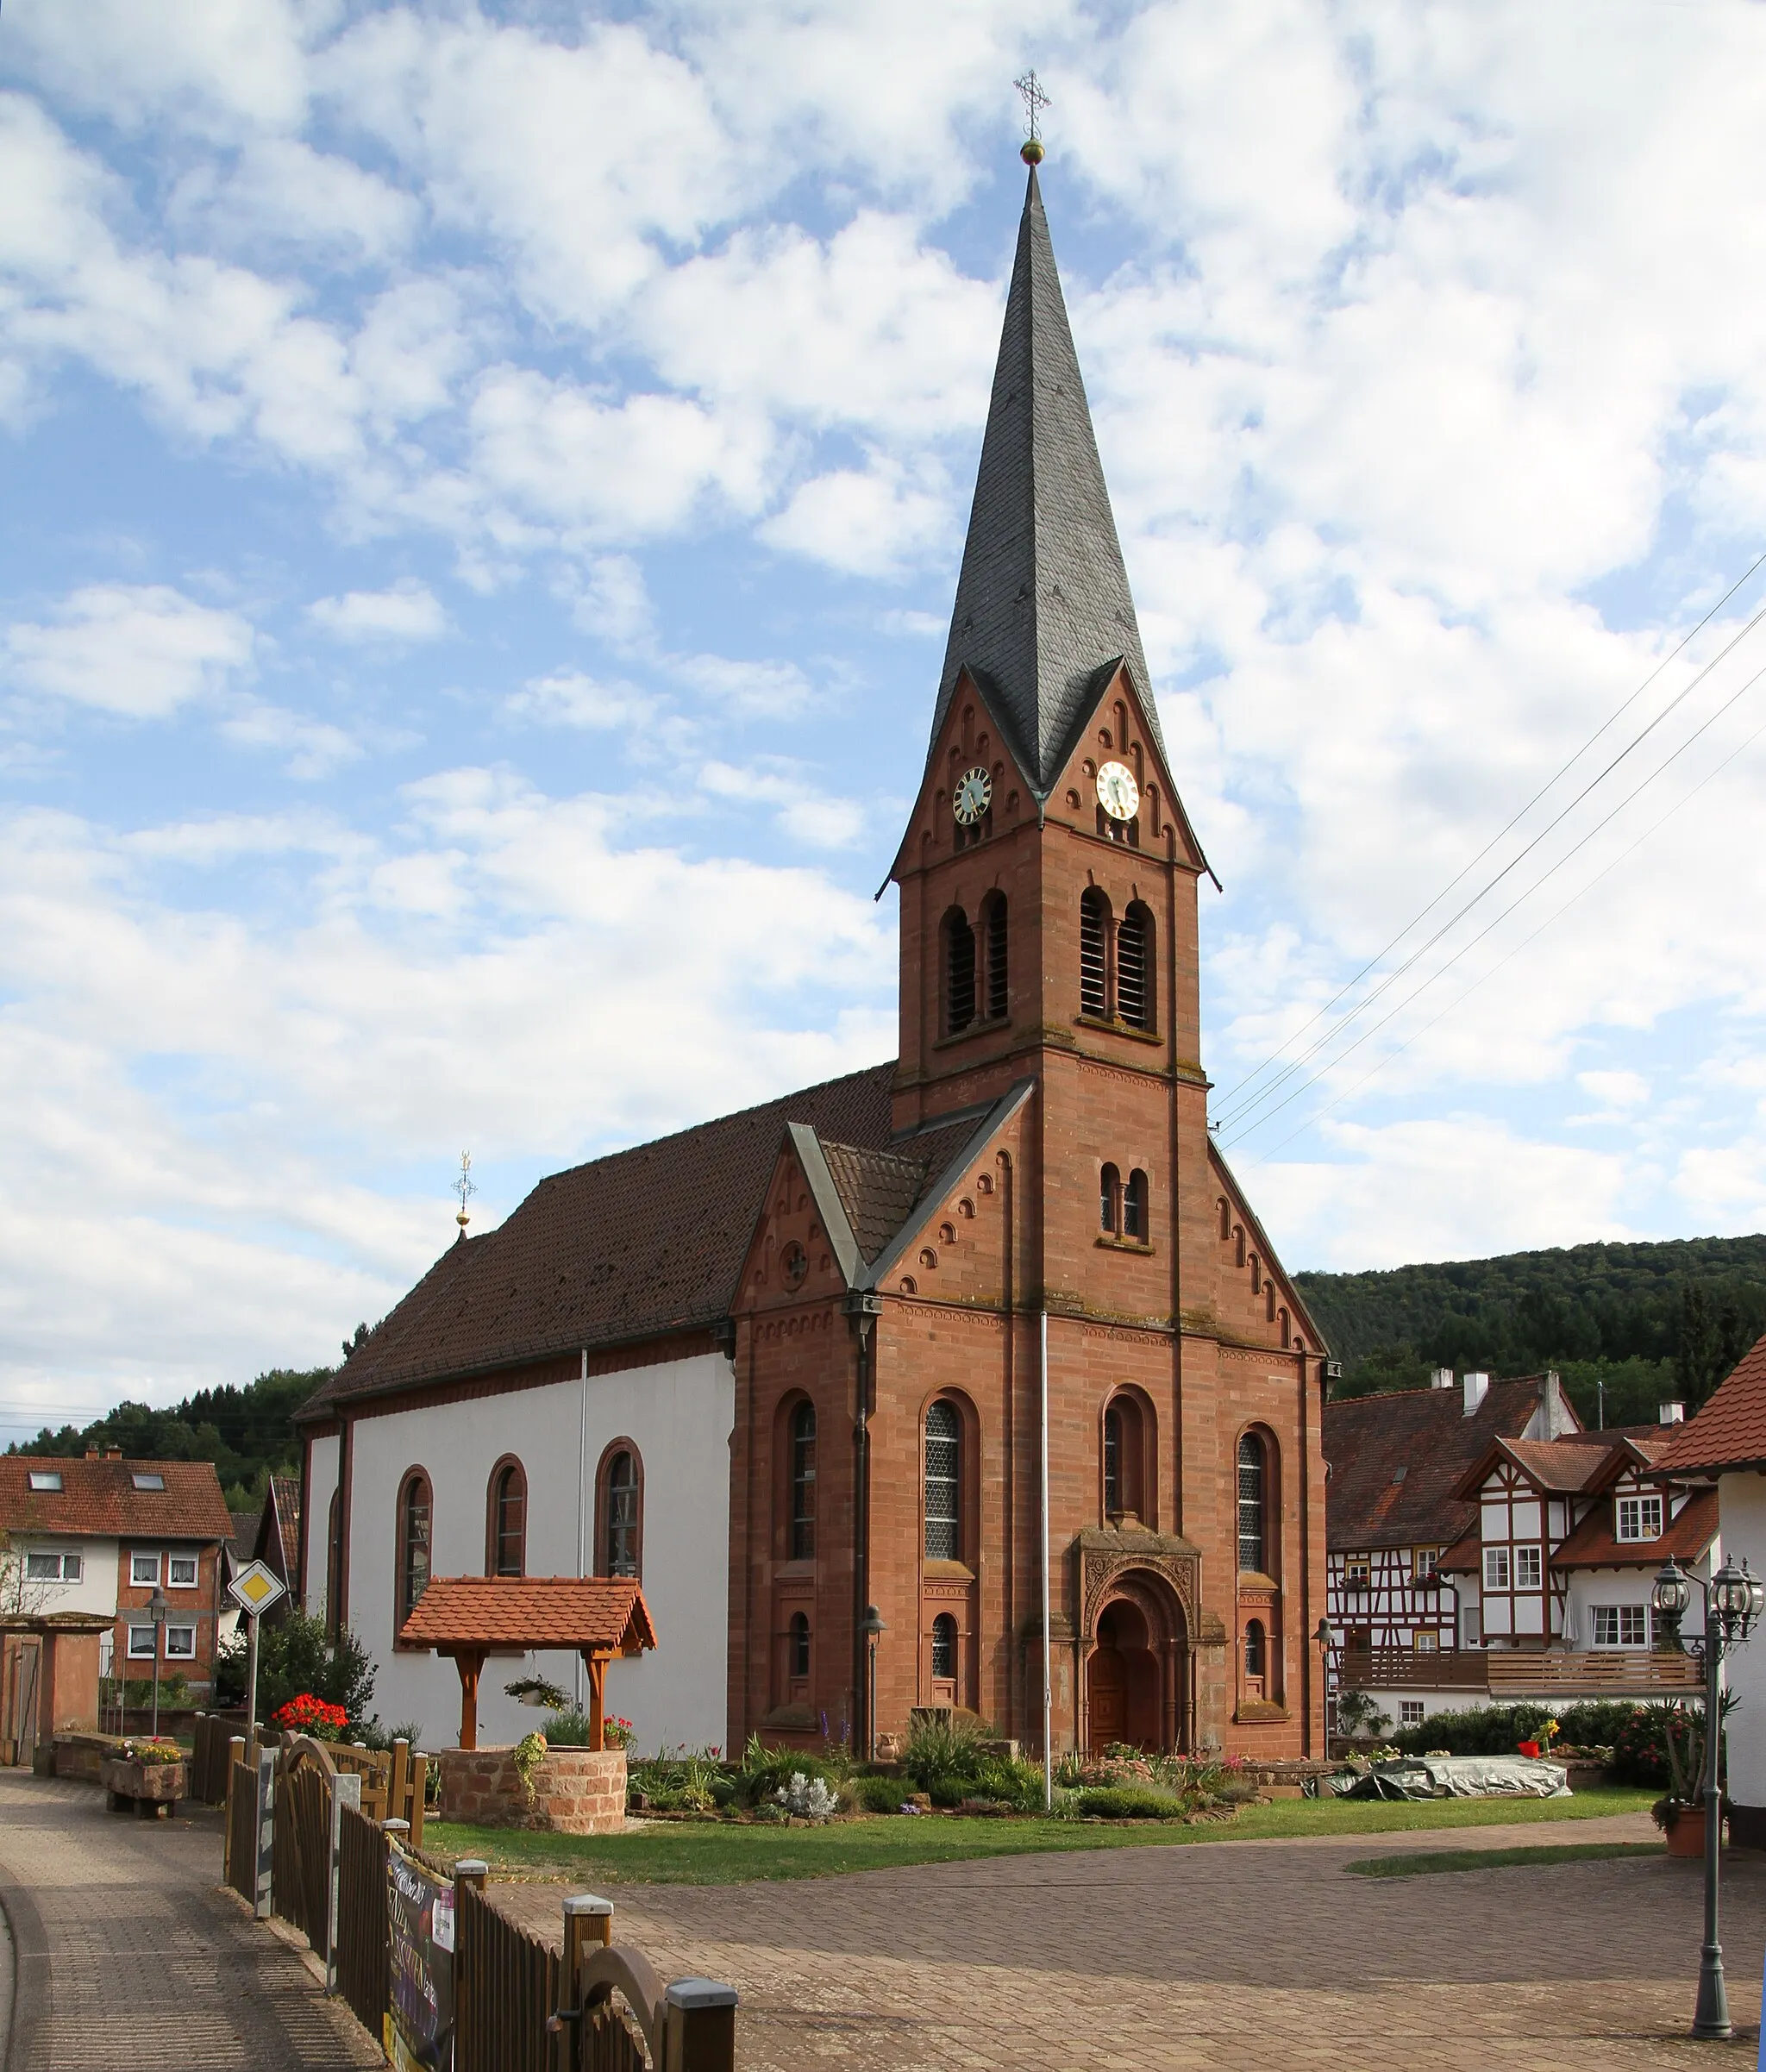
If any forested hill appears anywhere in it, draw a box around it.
[4,1367,331,1510]
[1298,1232,1766,1429]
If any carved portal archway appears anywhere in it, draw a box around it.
[1078,1556,1193,1755]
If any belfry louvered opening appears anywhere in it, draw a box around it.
[943,908,976,1033]
[1117,902,1152,1029]
[1080,887,1108,1017]
[982,892,1008,1020]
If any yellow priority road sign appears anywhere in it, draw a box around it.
[229,1558,286,1617]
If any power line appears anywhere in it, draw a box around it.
[1225,655,1766,1153]
[1213,548,1766,1121]
[1213,591,1766,1137]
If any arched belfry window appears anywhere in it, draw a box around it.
[943,908,976,1034]
[790,1401,817,1561]
[1118,903,1154,1029]
[981,892,1008,1021]
[1080,888,1108,1017]
[924,1401,961,1560]
[1237,1433,1267,1574]
[398,1469,431,1631]
[931,1612,957,1680]
[1104,1402,1123,1517]
[487,1457,526,1577]
[1124,1168,1149,1242]
[598,1444,642,1579]
[1099,1162,1120,1234]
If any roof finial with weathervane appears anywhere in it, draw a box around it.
[454,1149,476,1237]
[1015,68,1049,166]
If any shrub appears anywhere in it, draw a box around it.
[218,1612,377,1731]
[1075,1785,1187,1820]
[901,1712,988,1792]
[735,1732,839,1806]
[542,1707,595,1748]
[850,1774,907,1814]
[774,1771,838,1818]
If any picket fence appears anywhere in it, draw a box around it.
[223,1737,736,2070]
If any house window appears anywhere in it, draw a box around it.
[1400,1700,1425,1727]
[600,1447,642,1579]
[131,1472,166,1492]
[1237,1434,1267,1574]
[981,892,1009,1020]
[1117,902,1154,1029]
[1099,1162,1120,1234]
[164,1624,196,1660]
[398,1470,432,1627]
[1616,1494,1663,1543]
[790,1401,817,1561]
[126,1626,156,1659]
[1123,1168,1148,1241]
[1344,1555,1370,1593]
[1080,887,1109,1017]
[1515,1544,1543,1590]
[166,1555,198,1588]
[27,1470,61,1492]
[25,1552,63,1581]
[131,1551,160,1587]
[1415,1547,1440,1580]
[1593,1605,1650,1648]
[1483,1547,1511,1591]
[943,908,976,1034]
[1462,1606,1482,1646]
[488,1459,526,1577]
[788,1611,811,1680]
[1413,1630,1438,1653]
[924,1402,961,1561]
[931,1612,958,1681]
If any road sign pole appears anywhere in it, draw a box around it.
[245,1610,260,1750]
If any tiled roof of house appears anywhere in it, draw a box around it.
[267,1476,301,1577]
[1324,1377,1554,1552]
[301,1062,909,1413]
[1655,1331,1766,1475]
[1487,1437,1614,1496]
[398,1576,656,1656]
[1552,1487,1719,1570]
[0,1456,231,1541]
[228,1509,260,1567]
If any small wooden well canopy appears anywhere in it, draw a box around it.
[398,1576,656,1751]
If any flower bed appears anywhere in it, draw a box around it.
[100,1739,187,1818]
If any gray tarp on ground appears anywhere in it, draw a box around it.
[1329,1756,1571,1800]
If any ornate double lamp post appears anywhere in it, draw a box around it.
[1650,1553,1766,2040]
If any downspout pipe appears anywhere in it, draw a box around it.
[1041,1307,1052,1811]
[576,1346,587,1710]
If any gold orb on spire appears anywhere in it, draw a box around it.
[1020,138,1044,166]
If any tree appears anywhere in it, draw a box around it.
[215,1611,377,1730]
[0,1531,50,1619]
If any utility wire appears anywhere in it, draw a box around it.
[1237,704,1766,1167]
[1224,653,1766,1149]
[1212,592,1766,1137]
[1213,548,1766,1118]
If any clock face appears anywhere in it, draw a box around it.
[1096,761,1140,823]
[952,767,993,825]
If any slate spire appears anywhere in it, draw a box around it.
[933,165,1163,794]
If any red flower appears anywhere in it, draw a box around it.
[272,1692,349,1735]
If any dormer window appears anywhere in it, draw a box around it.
[28,1470,61,1492]
[1616,1493,1663,1542]
[131,1472,165,1492]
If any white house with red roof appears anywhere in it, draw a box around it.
[1654,1330,1766,1846]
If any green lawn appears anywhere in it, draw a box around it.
[427,1786,1656,1887]
[1346,1840,1664,1880]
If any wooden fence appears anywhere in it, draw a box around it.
[272,1741,335,1949]
[1338,1645,1705,1697]
[191,1712,429,1836]
[335,1805,389,2038]
[457,1871,560,2072]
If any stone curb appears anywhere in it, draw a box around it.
[0,1851,51,2072]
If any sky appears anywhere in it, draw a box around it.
[6,0,1766,1434]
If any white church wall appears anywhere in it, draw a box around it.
[304,1432,341,1616]
[1719,1474,1766,1812]
[343,1350,733,1756]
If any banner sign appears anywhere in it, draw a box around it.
[385,1844,455,2072]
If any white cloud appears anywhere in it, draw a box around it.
[670,652,814,718]
[504,672,647,731]
[219,698,360,779]
[698,759,865,848]
[168,138,418,269]
[4,584,254,717]
[762,456,952,578]
[310,579,446,644]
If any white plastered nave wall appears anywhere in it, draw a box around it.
[342,1352,734,1754]
[303,1431,341,1617]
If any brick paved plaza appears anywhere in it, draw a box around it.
[497,1812,1766,2069]
[0,1771,381,2072]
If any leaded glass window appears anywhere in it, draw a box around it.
[924,1402,961,1561]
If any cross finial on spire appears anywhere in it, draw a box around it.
[1014,69,1049,165]
[454,1149,476,1234]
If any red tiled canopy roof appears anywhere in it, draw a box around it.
[1655,1331,1766,1475]
[0,1456,231,1541]
[398,1576,657,1657]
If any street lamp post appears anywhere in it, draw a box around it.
[147,1586,169,1738]
[859,1606,886,1763]
[1650,1554,1766,2041]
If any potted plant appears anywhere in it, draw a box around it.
[1654,1793,1707,1858]
[99,1737,187,1818]
[1650,1697,1713,1857]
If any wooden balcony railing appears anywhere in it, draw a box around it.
[1337,1646,1702,1697]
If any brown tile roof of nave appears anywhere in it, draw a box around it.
[820,1117,981,1265]
[0,1456,232,1541]
[1655,1330,1766,1475]
[304,1063,916,1413]
[268,1476,301,1575]
[1324,1377,1550,1553]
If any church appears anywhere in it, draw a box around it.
[295,162,1331,1763]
